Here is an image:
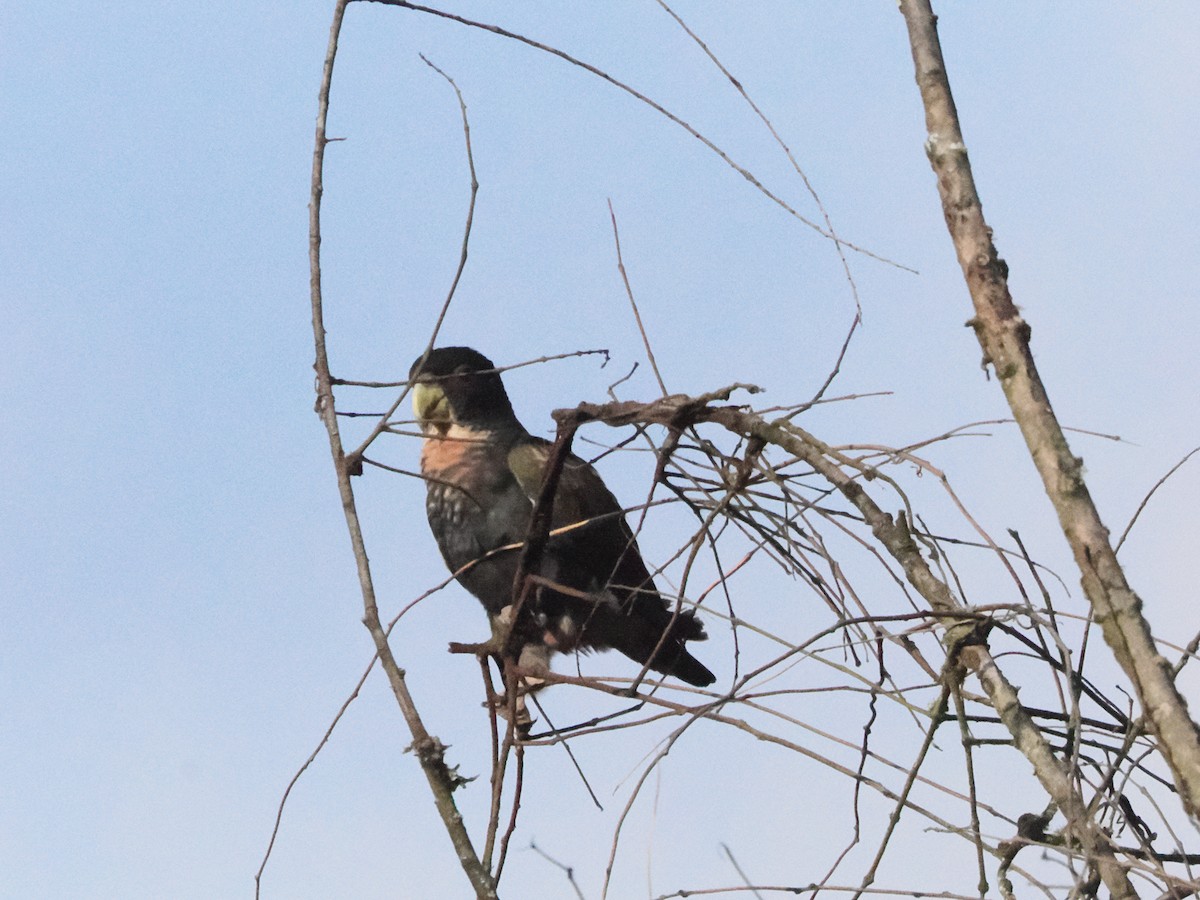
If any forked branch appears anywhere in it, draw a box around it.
[556,392,1137,898]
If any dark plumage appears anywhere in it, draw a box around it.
[410,346,714,687]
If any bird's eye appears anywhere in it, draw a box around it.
[453,364,473,375]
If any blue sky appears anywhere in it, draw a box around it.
[3,3,1198,898]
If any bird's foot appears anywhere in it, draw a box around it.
[485,687,538,737]
[486,644,552,737]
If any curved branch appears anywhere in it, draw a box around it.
[359,0,911,271]
[554,392,1138,898]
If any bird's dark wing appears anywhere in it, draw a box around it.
[507,440,657,598]
[506,438,714,686]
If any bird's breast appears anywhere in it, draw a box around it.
[419,426,498,498]
[419,427,529,565]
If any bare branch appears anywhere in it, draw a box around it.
[347,51,481,465]
[898,0,1200,824]
[554,391,1138,897]
[305,2,495,896]
[360,0,912,271]
[1117,445,1200,553]
[608,200,668,397]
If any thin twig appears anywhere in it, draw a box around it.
[529,840,588,900]
[347,52,481,464]
[850,683,952,900]
[332,349,612,388]
[255,653,377,897]
[608,199,668,397]
[721,843,765,900]
[1116,445,1200,553]
[362,0,913,270]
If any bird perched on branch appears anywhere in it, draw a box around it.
[409,346,714,688]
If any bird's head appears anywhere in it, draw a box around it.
[409,346,517,434]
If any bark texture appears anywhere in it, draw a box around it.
[898,0,1200,825]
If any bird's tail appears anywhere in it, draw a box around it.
[646,609,715,687]
[659,647,716,687]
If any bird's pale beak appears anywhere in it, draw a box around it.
[413,382,451,430]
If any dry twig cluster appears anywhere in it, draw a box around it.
[257,2,1200,898]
